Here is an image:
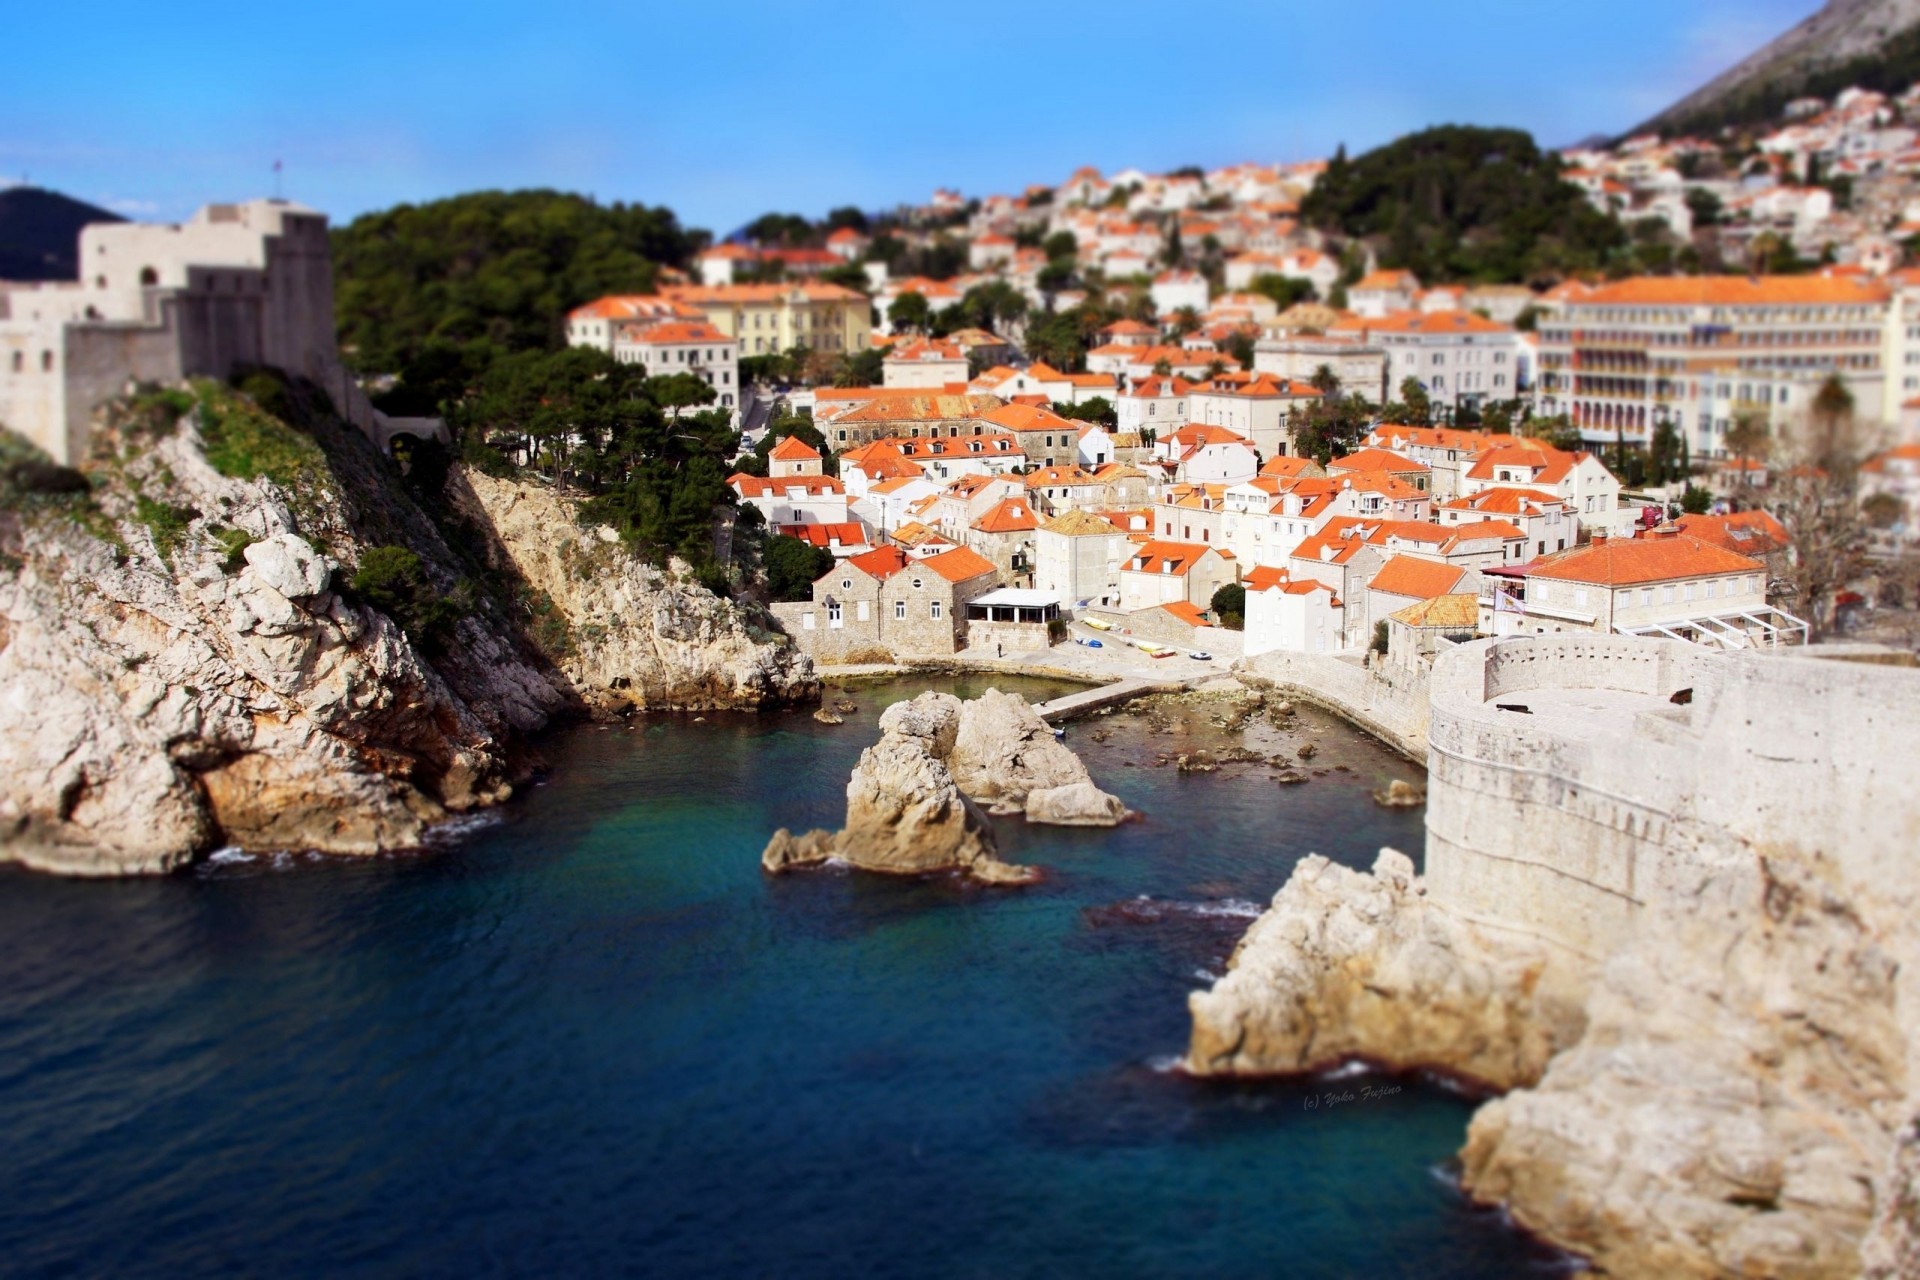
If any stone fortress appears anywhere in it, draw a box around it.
[0,198,439,463]
[1192,633,1920,1277]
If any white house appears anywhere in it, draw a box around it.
[1035,508,1128,609]
[729,473,850,527]
[1243,564,1345,655]
[611,320,741,420]
[883,338,969,388]
[1118,540,1237,612]
[1151,269,1211,317]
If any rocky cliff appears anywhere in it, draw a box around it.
[455,470,815,712]
[0,379,813,876]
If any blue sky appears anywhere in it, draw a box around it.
[4,0,1819,237]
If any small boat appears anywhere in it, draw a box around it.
[1083,618,1113,631]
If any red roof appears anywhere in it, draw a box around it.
[1159,601,1209,628]
[1369,555,1468,599]
[972,498,1040,534]
[922,546,998,582]
[847,546,912,579]
[1530,532,1763,586]
[769,435,822,461]
[730,473,844,498]
[1126,540,1217,576]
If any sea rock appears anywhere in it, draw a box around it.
[947,687,1107,810]
[761,691,1032,884]
[1372,778,1425,807]
[457,469,816,712]
[1185,850,1583,1090]
[1025,780,1129,827]
[812,708,844,725]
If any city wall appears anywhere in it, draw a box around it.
[1422,635,1920,961]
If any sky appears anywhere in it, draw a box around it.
[3,0,1822,238]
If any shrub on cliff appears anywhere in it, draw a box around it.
[351,544,465,653]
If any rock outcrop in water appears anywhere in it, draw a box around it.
[947,687,1128,826]
[763,692,1032,884]
[1186,637,1920,1279]
[0,380,813,876]
[762,688,1128,883]
[1186,850,1581,1090]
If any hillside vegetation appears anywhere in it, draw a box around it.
[1300,126,1625,283]
[331,189,707,373]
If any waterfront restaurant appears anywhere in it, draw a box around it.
[965,588,1061,653]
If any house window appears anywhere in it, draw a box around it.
[894,600,906,619]
[911,578,923,590]
[841,579,851,590]
[40,351,53,372]
[828,602,843,627]
[804,613,816,630]
[857,600,870,621]
[8,352,19,373]
[930,601,943,619]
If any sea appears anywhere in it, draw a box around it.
[0,674,1574,1278]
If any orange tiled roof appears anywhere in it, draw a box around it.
[972,498,1040,533]
[922,546,998,582]
[1572,275,1890,307]
[1529,532,1763,586]
[1330,447,1429,474]
[1126,540,1216,575]
[769,435,822,461]
[847,546,912,579]
[1159,601,1209,628]
[1369,555,1468,599]
[730,473,844,498]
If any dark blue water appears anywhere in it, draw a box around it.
[0,676,1565,1278]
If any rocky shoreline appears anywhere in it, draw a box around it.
[0,384,813,877]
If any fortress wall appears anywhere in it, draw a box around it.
[1425,635,1920,963]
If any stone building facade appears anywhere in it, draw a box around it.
[0,198,438,464]
[772,545,999,662]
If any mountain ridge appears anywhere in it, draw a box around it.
[1639,0,1920,134]
[0,186,123,281]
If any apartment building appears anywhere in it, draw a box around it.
[1532,275,1890,459]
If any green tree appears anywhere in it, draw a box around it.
[1210,582,1246,630]
[1042,230,1078,260]
[1685,188,1723,228]
[331,190,704,372]
[888,290,932,333]
[1679,483,1713,514]
[763,534,833,602]
[1053,397,1116,427]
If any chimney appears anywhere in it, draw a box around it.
[1591,530,1609,544]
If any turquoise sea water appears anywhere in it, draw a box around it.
[0,676,1569,1277]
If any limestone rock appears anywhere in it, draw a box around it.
[0,391,573,876]
[1460,852,1906,1280]
[947,687,1125,819]
[1372,778,1425,807]
[456,470,816,712]
[1025,780,1128,827]
[1185,850,1582,1090]
[761,691,1032,884]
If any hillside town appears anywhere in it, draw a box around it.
[530,77,1920,671]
